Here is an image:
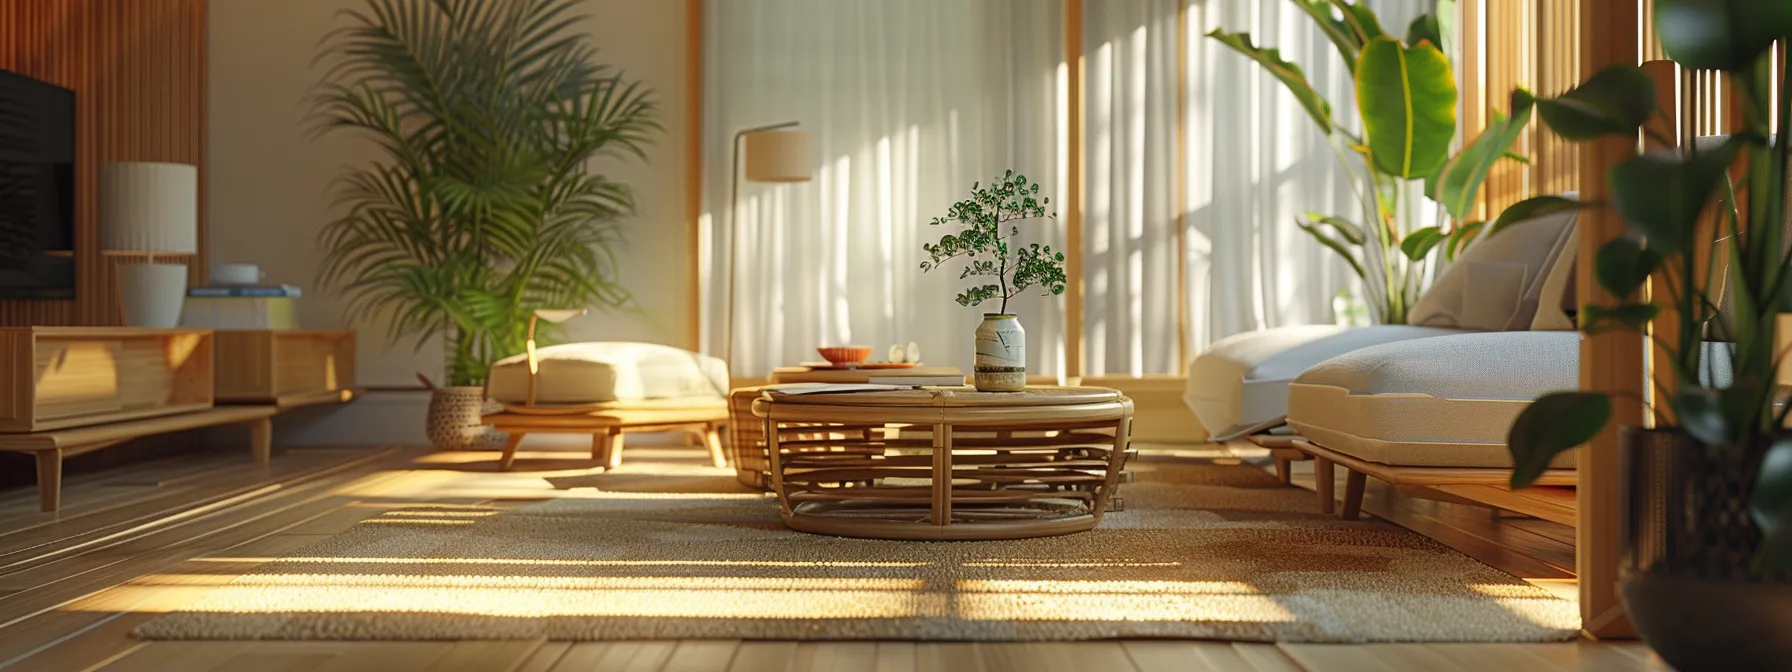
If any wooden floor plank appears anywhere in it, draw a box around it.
[915,643,983,672]
[424,640,544,672]
[512,642,570,672]
[790,642,879,672]
[728,641,800,672]
[1121,641,1261,672]
[593,640,678,672]
[659,640,741,672]
[1231,644,1305,672]
[872,642,917,672]
[94,642,257,672]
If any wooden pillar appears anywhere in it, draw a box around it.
[1576,0,1642,640]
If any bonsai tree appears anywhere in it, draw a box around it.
[1501,2,1792,573]
[1210,0,1533,324]
[311,0,659,386]
[919,170,1067,314]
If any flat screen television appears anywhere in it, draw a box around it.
[0,69,75,299]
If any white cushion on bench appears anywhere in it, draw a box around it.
[1285,331,1580,469]
[487,342,728,405]
[1185,324,1472,441]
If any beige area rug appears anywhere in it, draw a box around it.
[134,451,1579,642]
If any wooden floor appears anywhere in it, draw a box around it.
[0,440,1668,672]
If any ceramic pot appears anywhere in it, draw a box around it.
[425,386,505,450]
[1617,428,1792,672]
[973,313,1025,392]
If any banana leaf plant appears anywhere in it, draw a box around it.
[1210,0,1531,324]
[1501,0,1792,569]
[311,0,659,386]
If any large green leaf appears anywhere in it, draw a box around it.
[1443,219,1484,261]
[1507,392,1612,488]
[1406,14,1442,52]
[1332,0,1386,43]
[1751,437,1792,570]
[1536,65,1656,141]
[1592,237,1662,298]
[1608,137,1745,255]
[1654,0,1792,72]
[1293,0,1366,70]
[1399,226,1445,261]
[1304,212,1367,245]
[1295,218,1367,280]
[1427,88,1536,220]
[1579,303,1660,334]
[1672,387,1732,446]
[1355,37,1457,179]
[1485,195,1589,237]
[1208,30,1333,135]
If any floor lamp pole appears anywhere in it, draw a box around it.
[724,120,802,371]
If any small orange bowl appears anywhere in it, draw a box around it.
[817,345,874,367]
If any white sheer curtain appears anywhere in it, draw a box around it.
[701,0,1066,378]
[1183,0,1430,350]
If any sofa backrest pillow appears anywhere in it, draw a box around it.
[1407,205,1580,331]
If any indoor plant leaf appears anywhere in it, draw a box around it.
[1751,436,1792,570]
[1578,303,1661,334]
[1332,0,1387,43]
[1207,30,1333,135]
[1427,88,1536,220]
[1355,36,1457,179]
[1303,212,1367,245]
[1592,237,1662,298]
[1671,387,1732,446]
[1535,65,1656,140]
[1405,13,1442,51]
[1653,0,1792,73]
[1292,0,1367,69]
[1398,226,1446,261]
[1443,220,1484,261]
[1608,137,1744,255]
[1295,218,1367,280]
[1485,195,1588,237]
[1507,391,1611,488]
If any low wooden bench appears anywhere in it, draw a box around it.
[0,406,277,512]
[1289,438,1576,524]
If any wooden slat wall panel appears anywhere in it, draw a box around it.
[0,0,206,327]
[1469,0,1584,215]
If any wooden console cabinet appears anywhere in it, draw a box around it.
[0,327,214,432]
[213,330,355,407]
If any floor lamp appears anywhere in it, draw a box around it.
[724,123,814,369]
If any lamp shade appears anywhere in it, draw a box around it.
[743,130,813,182]
[100,162,198,253]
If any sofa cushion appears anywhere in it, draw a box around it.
[487,342,728,405]
[1408,206,1579,331]
[1184,324,1472,441]
[1285,331,1581,469]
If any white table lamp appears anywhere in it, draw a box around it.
[100,162,198,328]
[725,124,813,367]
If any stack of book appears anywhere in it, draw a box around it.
[180,284,301,330]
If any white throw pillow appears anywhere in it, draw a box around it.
[486,342,729,405]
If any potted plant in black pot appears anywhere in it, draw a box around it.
[1503,2,1792,670]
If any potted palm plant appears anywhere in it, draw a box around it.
[920,170,1066,391]
[311,0,658,449]
[1502,2,1792,669]
[1210,0,1531,323]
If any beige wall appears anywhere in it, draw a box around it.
[208,0,692,388]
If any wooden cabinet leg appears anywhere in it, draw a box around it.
[249,417,273,466]
[1314,456,1335,515]
[591,430,611,462]
[499,432,526,471]
[1341,469,1367,520]
[607,430,625,469]
[704,423,728,468]
[35,450,62,512]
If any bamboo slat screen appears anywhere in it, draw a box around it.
[1460,0,1582,216]
[0,0,207,327]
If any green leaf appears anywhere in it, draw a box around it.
[1671,387,1731,445]
[1304,212,1367,245]
[1592,238,1663,298]
[1507,392,1611,488]
[1405,13,1442,51]
[1654,0,1792,72]
[1443,220,1484,261]
[1609,137,1745,254]
[1433,0,1458,63]
[1579,303,1660,333]
[1500,150,1531,165]
[1428,88,1536,220]
[1295,218,1368,280]
[1334,0,1387,42]
[1208,30,1333,135]
[1399,226,1446,261]
[1293,0,1366,70]
[1536,65,1656,141]
[1486,195,1589,237]
[1751,437,1792,570]
[1355,37,1457,179]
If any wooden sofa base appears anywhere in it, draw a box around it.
[485,408,730,472]
[1288,438,1576,523]
[0,406,277,512]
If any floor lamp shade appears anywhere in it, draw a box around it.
[743,130,814,182]
[101,162,199,328]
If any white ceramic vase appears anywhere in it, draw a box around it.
[116,263,189,328]
[973,313,1026,392]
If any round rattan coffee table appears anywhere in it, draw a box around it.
[750,386,1133,540]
